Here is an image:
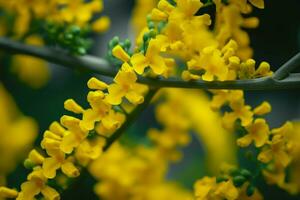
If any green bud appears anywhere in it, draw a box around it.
[69,25,81,35]
[157,21,166,33]
[229,168,240,176]
[146,14,152,23]
[124,39,131,49]
[149,29,157,38]
[24,159,35,169]
[143,32,150,42]
[246,185,255,196]
[233,175,246,187]
[240,169,252,179]
[148,21,155,29]
[111,36,119,46]
[64,33,73,40]
[216,176,228,183]
[77,47,86,55]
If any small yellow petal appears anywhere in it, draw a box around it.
[249,0,265,9]
[87,77,108,90]
[237,134,252,147]
[61,162,80,178]
[131,53,149,75]
[150,8,168,21]
[106,84,125,105]
[64,99,84,114]
[41,186,60,200]
[92,16,110,32]
[42,157,61,179]
[125,91,144,105]
[112,45,130,62]
[0,187,18,198]
[254,101,271,115]
[49,121,66,137]
[60,115,80,129]
[28,149,45,165]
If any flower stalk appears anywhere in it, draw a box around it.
[0,36,299,90]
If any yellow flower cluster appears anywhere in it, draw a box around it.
[194,176,262,200]
[2,0,300,199]
[89,143,193,200]
[0,0,109,88]
[0,0,109,36]
[130,0,299,199]
[0,64,151,199]
[0,84,37,188]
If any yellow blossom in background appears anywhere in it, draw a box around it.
[0,84,38,186]
[0,0,110,88]
[11,35,50,88]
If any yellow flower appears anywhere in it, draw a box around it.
[258,122,294,167]
[112,45,130,63]
[16,167,60,200]
[64,99,84,114]
[92,16,110,33]
[214,179,239,200]
[0,187,18,199]
[237,118,269,147]
[60,115,88,154]
[194,177,239,200]
[106,62,148,105]
[131,38,167,75]
[210,90,243,111]
[12,36,50,88]
[253,101,271,115]
[187,46,228,81]
[194,176,216,199]
[80,90,111,131]
[258,134,291,167]
[42,149,79,179]
[75,137,106,166]
[222,98,253,129]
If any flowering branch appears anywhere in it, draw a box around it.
[0,37,300,90]
[103,88,157,151]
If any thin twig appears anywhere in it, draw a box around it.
[273,52,300,80]
[0,37,300,90]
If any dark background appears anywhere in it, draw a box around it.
[1,0,300,199]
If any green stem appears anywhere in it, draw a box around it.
[103,88,157,151]
[0,37,300,90]
[273,52,300,80]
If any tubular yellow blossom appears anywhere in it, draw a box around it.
[254,101,271,115]
[49,121,66,137]
[112,45,130,62]
[0,187,18,198]
[150,8,168,21]
[237,118,269,147]
[131,38,167,75]
[64,99,84,114]
[28,149,45,165]
[87,77,108,90]
[106,62,148,105]
[92,16,110,32]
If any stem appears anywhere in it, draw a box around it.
[0,37,116,77]
[103,88,157,151]
[273,52,300,80]
[1,37,300,90]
